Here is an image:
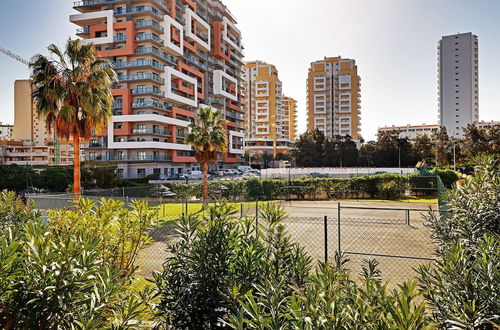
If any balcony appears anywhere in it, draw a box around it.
[73,0,123,8]
[114,59,164,71]
[132,101,171,111]
[132,128,172,136]
[76,27,90,35]
[132,87,164,97]
[135,20,164,32]
[118,73,164,84]
[85,154,172,162]
[87,142,106,149]
[115,6,167,19]
[136,33,163,45]
[135,47,176,63]
[114,35,126,42]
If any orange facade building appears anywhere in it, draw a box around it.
[70,0,244,178]
[242,61,296,159]
[307,57,361,140]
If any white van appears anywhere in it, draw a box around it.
[237,166,253,173]
[185,170,203,180]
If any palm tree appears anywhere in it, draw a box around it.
[30,39,116,196]
[185,106,227,201]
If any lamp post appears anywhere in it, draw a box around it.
[398,147,401,168]
[450,129,456,171]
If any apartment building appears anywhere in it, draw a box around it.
[0,140,74,166]
[10,80,74,166]
[438,32,479,138]
[307,57,361,140]
[282,96,297,141]
[242,61,295,158]
[378,124,440,140]
[378,120,498,140]
[0,123,13,140]
[70,0,245,178]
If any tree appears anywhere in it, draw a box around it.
[291,129,325,167]
[462,123,499,159]
[413,134,435,165]
[30,39,116,196]
[431,127,452,167]
[359,141,377,167]
[185,106,227,201]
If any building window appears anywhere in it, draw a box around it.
[137,168,146,177]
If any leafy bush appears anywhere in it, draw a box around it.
[227,258,431,329]
[48,198,159,277]
[0,219,147,328]
[418,235,499,329]
[153,203,311,328]
[419,155,500,328]
[429,168,459,188]
[0,190,38,232]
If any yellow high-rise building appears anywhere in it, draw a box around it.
[282,96,297,141]
[307,57,361,140]
[243,61,295,159]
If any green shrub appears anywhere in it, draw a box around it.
[153,203,311,327]
[419,155,500,328]
[48,198,159,277]
[0,219,147,328]
[0,190,38,232]
[429,168,459,188]
[227,258,431,329]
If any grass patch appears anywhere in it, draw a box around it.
[156,201,276,217]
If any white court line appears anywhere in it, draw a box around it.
[342,226,369,251]
[369,229,392,255]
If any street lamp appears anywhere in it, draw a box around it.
[452,130,456,171]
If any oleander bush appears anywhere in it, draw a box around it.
[0,197,151,328]
[418,155,499,329]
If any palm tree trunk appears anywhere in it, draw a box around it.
[73,132,81,197]
[203,161,208,202]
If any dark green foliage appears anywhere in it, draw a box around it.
[153,203,311,328]
[429,168,459,188]
[36,166,73,192]
[228,257,431,329]
[0,210,146,328]
[419,155,500,328]
[0,165,37,192]
[418,236,499,329]
[0,190,38,232]
[81,164,121,189]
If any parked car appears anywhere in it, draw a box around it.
[166,173,186,181]
[310,172,328,178]
[237,166,253,173]
[185,170,203,180]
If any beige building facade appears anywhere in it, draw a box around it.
[243,61,295,158]
[307,57,361,140]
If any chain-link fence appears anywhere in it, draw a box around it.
[260,204,440,284]
[27,193,441,283]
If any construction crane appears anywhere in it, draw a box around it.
[0,46,30,66]
[0,45,61,165]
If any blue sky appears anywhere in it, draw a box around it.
[0,0,499,140]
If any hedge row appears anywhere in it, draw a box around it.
[160,171,457,201]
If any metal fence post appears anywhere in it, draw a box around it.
[337,202,341,254]
[406,209,410,226]
[255,199,259,238]
[240,203,243,218]
[324,215,328,263]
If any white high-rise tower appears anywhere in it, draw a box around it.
[438,32,478,138]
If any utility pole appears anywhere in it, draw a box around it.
[398,147,401,168]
